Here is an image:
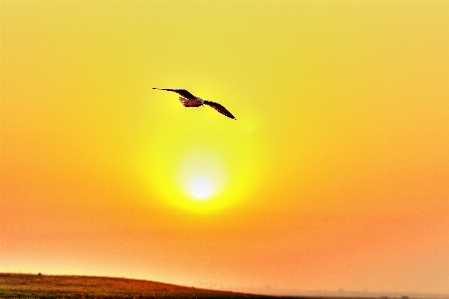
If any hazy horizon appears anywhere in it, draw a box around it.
[1,0,448,295]
[3,272,449,298]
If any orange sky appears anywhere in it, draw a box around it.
[1,0,448,295]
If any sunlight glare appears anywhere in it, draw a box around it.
[191,178,212,200]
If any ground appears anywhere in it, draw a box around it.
[0,273,293,299]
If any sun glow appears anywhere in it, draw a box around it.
[139,121,261,214]
[190,178,212,200]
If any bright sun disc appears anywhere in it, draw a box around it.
[191,178,212,199]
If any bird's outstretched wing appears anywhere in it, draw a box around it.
[152,88,196,100]
[203,100,236,120]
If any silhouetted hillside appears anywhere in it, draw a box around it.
[0,273,289,299]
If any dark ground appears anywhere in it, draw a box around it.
[0,273,317,299]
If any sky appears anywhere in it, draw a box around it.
[1,0,448,296]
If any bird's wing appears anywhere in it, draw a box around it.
[152,88,196,100]
[203,100,236,120]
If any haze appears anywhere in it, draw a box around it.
[1,1,448,296]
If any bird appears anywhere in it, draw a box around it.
[153,88,236,120]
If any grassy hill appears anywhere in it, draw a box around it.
[0,273,280,299]
[2,273,445,299]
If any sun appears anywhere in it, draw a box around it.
[142,137,259,213]
[190,178,212,200]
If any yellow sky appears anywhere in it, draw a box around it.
[1,0,448,295]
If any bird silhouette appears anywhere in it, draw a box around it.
[153,88,236,120]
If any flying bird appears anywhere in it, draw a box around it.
[153,88,236,120]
